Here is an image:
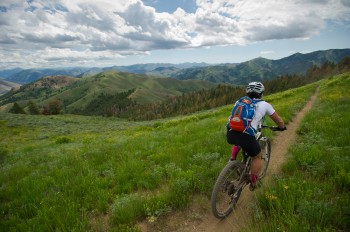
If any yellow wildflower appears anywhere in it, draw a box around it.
[148,216,156,223]
[265,192,278,201]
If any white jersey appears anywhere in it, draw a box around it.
[250,99,275,130]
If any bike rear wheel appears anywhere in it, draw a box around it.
[258,137,271,179]
[211,161,245,219]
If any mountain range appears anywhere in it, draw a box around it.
[170,49,350,84]
[0,63,211,85]
[1,48,350,115]
[1,49,349,87]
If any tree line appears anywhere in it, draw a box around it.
[9,98,62,115]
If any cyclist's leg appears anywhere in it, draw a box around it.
[245,139,262,190]
[250,152,262,188]
[226,130,242,160]
[231,145,241,160]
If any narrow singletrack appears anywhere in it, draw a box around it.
[139,89,319,232]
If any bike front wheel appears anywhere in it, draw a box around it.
[211,161,245,219]
[258,137,271,179]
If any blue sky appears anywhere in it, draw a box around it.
[142,0,197,13]
[0,0,349,69]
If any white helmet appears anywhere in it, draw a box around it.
[246,82,265,94]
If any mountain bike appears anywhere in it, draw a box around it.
[211,124,284,219]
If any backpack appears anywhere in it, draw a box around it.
[227,96,262,136]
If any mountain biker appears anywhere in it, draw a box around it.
[226,82,286,190]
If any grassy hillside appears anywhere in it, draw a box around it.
[0,75,325,231]
[0,71,216,114]
[59,71,216,113]
[0,76,78,109]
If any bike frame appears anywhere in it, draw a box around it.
[234,123,273,192]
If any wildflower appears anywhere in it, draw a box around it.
[265,192,278,201]
[148,216,156,223]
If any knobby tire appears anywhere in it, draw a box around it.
[211,138,271,219]
[258,138,271,179]
[211,161,244,219]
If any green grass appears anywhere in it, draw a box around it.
[0,79,321,231]
[250,72,350,231]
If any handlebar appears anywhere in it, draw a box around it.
[261,125,287,131]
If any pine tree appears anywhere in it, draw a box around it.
[9,102,26,114]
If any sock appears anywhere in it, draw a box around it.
[250,174,258,184]
[231,146,241,160]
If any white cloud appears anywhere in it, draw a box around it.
[0,0,349,68]
[260,50,275,55]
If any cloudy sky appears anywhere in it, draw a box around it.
[0,0,349,69]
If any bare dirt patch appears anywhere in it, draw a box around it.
[139,90,319,232]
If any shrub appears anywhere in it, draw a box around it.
[48,98,63,115]
[9,102,26,114]
[27,100,40,115]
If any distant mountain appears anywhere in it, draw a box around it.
[145,66,181,77]
[171,49,350,84]
[76,63,211,77]
[1,49,349,87]
[0,79,21,95]
[107,62,211,74]
[2,67,91,84]
[0,68,23,79]
[271,49,350,75]
[1,63,212,85]
[0,70,216,114]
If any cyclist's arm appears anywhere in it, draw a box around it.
[269,112,285,129]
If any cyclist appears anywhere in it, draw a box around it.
[226,82,286,190]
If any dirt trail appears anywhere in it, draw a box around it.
[139,89,319,232]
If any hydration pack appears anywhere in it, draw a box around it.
[227,96,262,136]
